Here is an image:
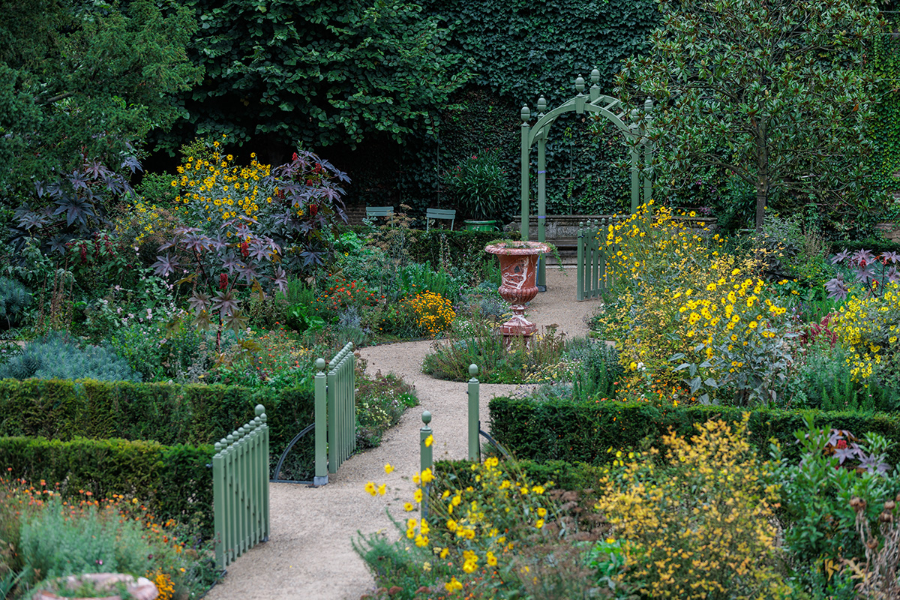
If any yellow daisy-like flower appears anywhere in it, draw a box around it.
[535,519,545,529]
[384,463,394,474]
[364,482,376,497]
[414,488,423,503]
[378,484,386,496]
[425,435,433,447]
[421,468,433,484]
[404,502,414,512]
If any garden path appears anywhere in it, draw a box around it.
[204,267,596,600]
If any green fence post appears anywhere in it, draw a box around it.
[420,411,433,524]
[576,223,584,302]
[536,95,547,291]
[257,406,269,540]
[468,364,480,462]
[213,440,225,571]
[520,105,531,241]
[314,358,328,486]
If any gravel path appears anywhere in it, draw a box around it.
[204,268,597,600]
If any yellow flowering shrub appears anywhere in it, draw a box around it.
[170,139,274,227]
[406,291,456,336]
[360,459,587,597]
[592,203,794,405]
[595,416,789,599]
[832,281,900,382]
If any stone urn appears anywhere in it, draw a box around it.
[484,241,550,345]
[33,573,158,600]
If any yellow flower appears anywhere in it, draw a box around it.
[364,482,376,497]
[535,519,545,529]
[421,468,434,484]
[384,463,394,474]
[404,502,414,512]
[425,435,433,447]
[378,484,386,496]
[414,489,423,503]
[445,577,463,593]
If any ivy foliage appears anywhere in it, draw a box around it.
[0,0,202,199]
[162,0,471,153]
[615,0,888,230]
[347,0,659,217]
[870,12,900,210]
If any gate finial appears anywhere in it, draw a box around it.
[520,105,530,122]
[591,69,600,84]
[575,75,585,94]
[537,96,546,114]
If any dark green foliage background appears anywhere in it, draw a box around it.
[0,378,316,481]
[489,396,900,467]
[0,436,215,536]
[870,13,900,215]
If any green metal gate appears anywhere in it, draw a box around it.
[576,218,622,301]
[213,405,270,570]
[314,342,356,486]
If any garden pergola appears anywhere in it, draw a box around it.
[519,70,654,288]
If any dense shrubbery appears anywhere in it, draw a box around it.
[0,334,141,382]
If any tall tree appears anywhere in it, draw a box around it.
[160,0,471,156]
[616,0,887,230]
[0,0,202,200]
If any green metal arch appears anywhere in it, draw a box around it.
[519,71,655,289]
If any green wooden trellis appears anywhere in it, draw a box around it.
[519,70,654,288]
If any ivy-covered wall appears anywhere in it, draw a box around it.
[871,14,900,213]
[334,0,660,219]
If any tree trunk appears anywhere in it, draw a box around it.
[755,186,766,232]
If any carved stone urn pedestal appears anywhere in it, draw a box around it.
[33,574,158,600]
[484,241,550,347]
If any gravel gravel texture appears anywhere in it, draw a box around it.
[204,267,597,600]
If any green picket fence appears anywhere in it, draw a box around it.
[314,342,356,486]
[213,404,270,571]
[576,217,623,301]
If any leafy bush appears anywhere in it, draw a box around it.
[356,458,597,599]
[422,320,566,383]
[0,334,140,382]
[596,416,789,598]
[356,372,418,449]
[830,281,900,384]
[311,275,381,322]
[103,316,209,382]
[0,277,31,329]
[771,418,900,595]
[786,340,900,412]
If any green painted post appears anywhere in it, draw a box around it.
[248,419,258,547]
[260,411,270,540]
[314,358,328,486]
[468,364,480,462]
[350,348,357,454]
[599,218,608,293]
[536,96,547,291]
[630,109,640,214]
[576,222,584,301]
[520,105,531,241]
[224,434,234,565]
[643,98,653,207]
[327,363,337,474]
[420,411,433,524]
[237,427,246,554]
[574,75,586,113]
[589,69,600,102]
[592,220,602,298]
[213,440,225,570]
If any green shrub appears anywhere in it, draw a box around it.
[0,437,214,536]
[0,278,31,329]
[422,320,567,383]
[103,317,208,382]
[0,334,140,382]
[0,378,315,481]
[488,396,900,467]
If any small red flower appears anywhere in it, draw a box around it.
[219,273,228,290]
[309,203,318,216]
[240,242,249,258]
[292,152,299,161]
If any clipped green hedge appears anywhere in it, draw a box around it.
[434,458,603,494]
[489,397,900,466]
[0,436,214,536]
[0,378,315,478]
[829,237,900,255]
